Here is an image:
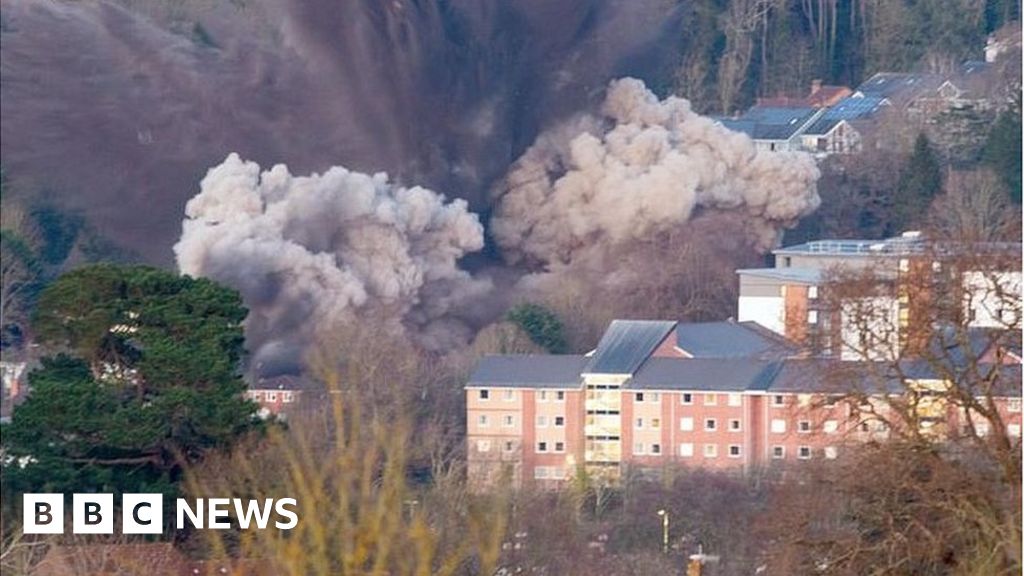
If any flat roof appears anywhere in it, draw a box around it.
[736,267,823,284]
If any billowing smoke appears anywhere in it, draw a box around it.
[173,154,491,373]
[491,78,821,269]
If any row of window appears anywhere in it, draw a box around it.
[477,389,566,401]
[248,391,295,403]
[477,440,519,453]
[478,414,869,434]
[476,414,566,428]
[477,439,566,453]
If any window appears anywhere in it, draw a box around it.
[703,444,718,458]
[808,310,818,324]
[899,258,910,272]
[635,393,645,402]
[680,417,694,431]
[860,422,870,432]
[537,442,548,453]
[771,419,786,434]
[503,389,515,401]
[824,446,838,460]
[504,441,515,452]
[635,418,644,429]
[536,415,548,427]
[538,391,548,402]
[823,420,838,434]
[772,395,784,407]
[975,422,990,437]
[728,445,742,458]
[479,389,490,400]
[1008,424,1021,437]
[679,443,694,457]
[704,394,717,406]
[477,440,491,452]
[1009,399,1022,413]
[651,418,661,429]
[798,446,812,459]
[649,392,660,403]
[556,391,566,402]
[824,395,838,407]
[478,415,489,427]
[798,394,812,407]
[651,443,662,455]
[503,415,514,427]
[705,418,717,431]
[783,256,791,267]
[772,446,785,459]
[681,393,693,405]
[729,419,742,432]
[267,392,278,402]
[554,442,565,453]
[534,466,563,480]
[554,416,565,427]
[808,285,819,299]
[282,392,294,403]
[728,393,742,407]
[634,442,645,455]
[798,420,812,433]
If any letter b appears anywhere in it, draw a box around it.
[23,494,64,534]
[73,494,113,534]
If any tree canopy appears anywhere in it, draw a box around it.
[505,303,568,354]
[2,264,260,496]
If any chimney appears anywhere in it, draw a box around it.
[810,79,823,94]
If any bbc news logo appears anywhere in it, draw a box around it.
[23,494,298,534]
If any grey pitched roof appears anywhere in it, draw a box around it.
[628,358,782,391]
[583,320,677,376]
[767,359,900,394]
[468,355,587,389]
[674,321,797,359]
[718,106,820,141]
[855,73,942,100]
[251,374,318,391]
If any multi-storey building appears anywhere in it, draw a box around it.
[738,232,1021,360]
[465,320,1021,490]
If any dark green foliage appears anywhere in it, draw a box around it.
[3,265,259,496]
[30,204,83,265]
[890,134,943,234]
[983,95,1022,203]
[192,22,218,49]
[506,303,567,354]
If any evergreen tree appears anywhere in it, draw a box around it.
[1,265,260,496]
[983,95,1022,204]
[890,133,942,234]
[506,303,568,354]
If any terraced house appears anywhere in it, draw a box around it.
[465,319,1021,489]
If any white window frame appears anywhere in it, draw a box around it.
[808,310,818,324]
[1008,398,1021,413]
[503,389,515,401]
[771,446,785,459]
[772,395,785,407]
[823,420,839,434]
[267,392,278,402]
[554,441,565,453]
[650,443,662,456]
[555,391,566,402]
[502,415,514,428]
[824,446,838,459]
[479,389,490,401]
[679,443,694,458]
[478,414,489,427]
[649,392,661,403]
[538,390,548,402]
[536,415,548,427]
[704,418,717,432]
[554,416,565,427]
[798,446,812,460]
[680,417,694,432]
[1008,424,1021,437]
[651,418,661,430]
[282,392,294,403]
[703,444,718,459]
[771,419,786,434]
[729,419,742,432]
[635,392,645,403]
[681,393,693,405]
[798,420,812,434]
[727,445,742,458]
[634,442,645,455]
[704,393,717,406]
[728,393,742,407]
[635,418,644,429]
[537,441,548,453]
[477,440,491,452]
[504,441,515,452]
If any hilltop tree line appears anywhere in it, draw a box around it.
[673,0,1019,113]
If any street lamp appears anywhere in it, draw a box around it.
[656,509,669,554]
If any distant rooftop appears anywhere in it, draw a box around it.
[628,358,782,392]
[803,95,888,135]
[774,232,1021,257]
[855,72,942,100]
[716,106,820,141]
[737,267,823,284]
[584,320,676,376]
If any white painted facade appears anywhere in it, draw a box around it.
[738,295,785,335]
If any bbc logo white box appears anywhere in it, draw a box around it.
[122,494,163,534]
[23,494,64,534]
[73,494,114,534]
